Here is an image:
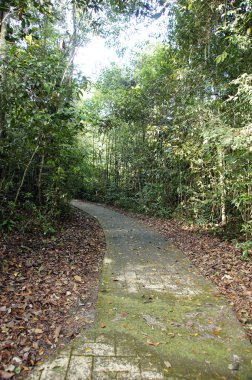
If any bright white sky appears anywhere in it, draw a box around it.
[74,36,119,79]
[74,14,168,80]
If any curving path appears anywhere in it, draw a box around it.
[29,201,252,380]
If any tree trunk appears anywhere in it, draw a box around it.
[0,8,7,139]
[0,8,7,186]
[37,153,45,205]
[15,145,39,204]
[218,147,227,225]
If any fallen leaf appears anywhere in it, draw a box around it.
[0,371,14,379]
[228,362,239,370]
[33,328,43,334]
[147,339,160,347]
[14,367,21,375]
[12,357,22,364]
[164,360,172,368]
[120,312,128,317]
[52,366,62,372]
[74,275,82,282]
[213,328,222,336]
[32,342,39,349]
[5,366,15,373]
[53,325,62,342]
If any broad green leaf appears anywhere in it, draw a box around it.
[25,35,32,45]
[215,51,228,64]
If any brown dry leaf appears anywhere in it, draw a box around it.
[0,371,14,379]
[147,339,160,347]
[33,328,43,334]
[120,312,128,318]
[53,325,62,342]
[213,328,222,336]
[0,209,105,378]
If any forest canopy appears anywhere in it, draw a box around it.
[0,0,251,240]
[80,0,252,241]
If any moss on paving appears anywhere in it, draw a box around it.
[79,200,251,380]
[29,201,252,380]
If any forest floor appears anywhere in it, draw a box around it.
[107,205,252,343]
[27,200,252,380]
[0,202,251,379]
[0,209,105,379]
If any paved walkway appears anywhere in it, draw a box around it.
[29,201,252,380]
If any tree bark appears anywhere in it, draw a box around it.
[15,145,39,204]
[218,147,227,225]
[0,7,7,186]
[38,153,45,205]
[0,8,7,139]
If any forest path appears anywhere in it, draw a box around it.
[29,201,252,380]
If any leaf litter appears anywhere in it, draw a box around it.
[0,209,105,379]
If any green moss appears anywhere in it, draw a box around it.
[91,271,252,379]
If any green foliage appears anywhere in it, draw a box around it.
[1,0,251,244]
[79,0,252,243]
[237,240,252,260]
[0,1,89,230]
[1,0,159,232]
[0,218,16,233]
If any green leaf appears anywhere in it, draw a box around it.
[25,35,32,45]
[215,51,228,64]
[187,0,192,10]
[52,366,62,372]
[14,367,21,375]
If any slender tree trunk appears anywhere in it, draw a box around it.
[0,8,7,139]
[60,0,77,86]
[114,128,119,186]
[15,145,39,204]
[38,153,45,205]
[0,8,7,188]
[218,147,227,225]
[92,132,95,168]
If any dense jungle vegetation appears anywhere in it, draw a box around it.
[0,0,251,244]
